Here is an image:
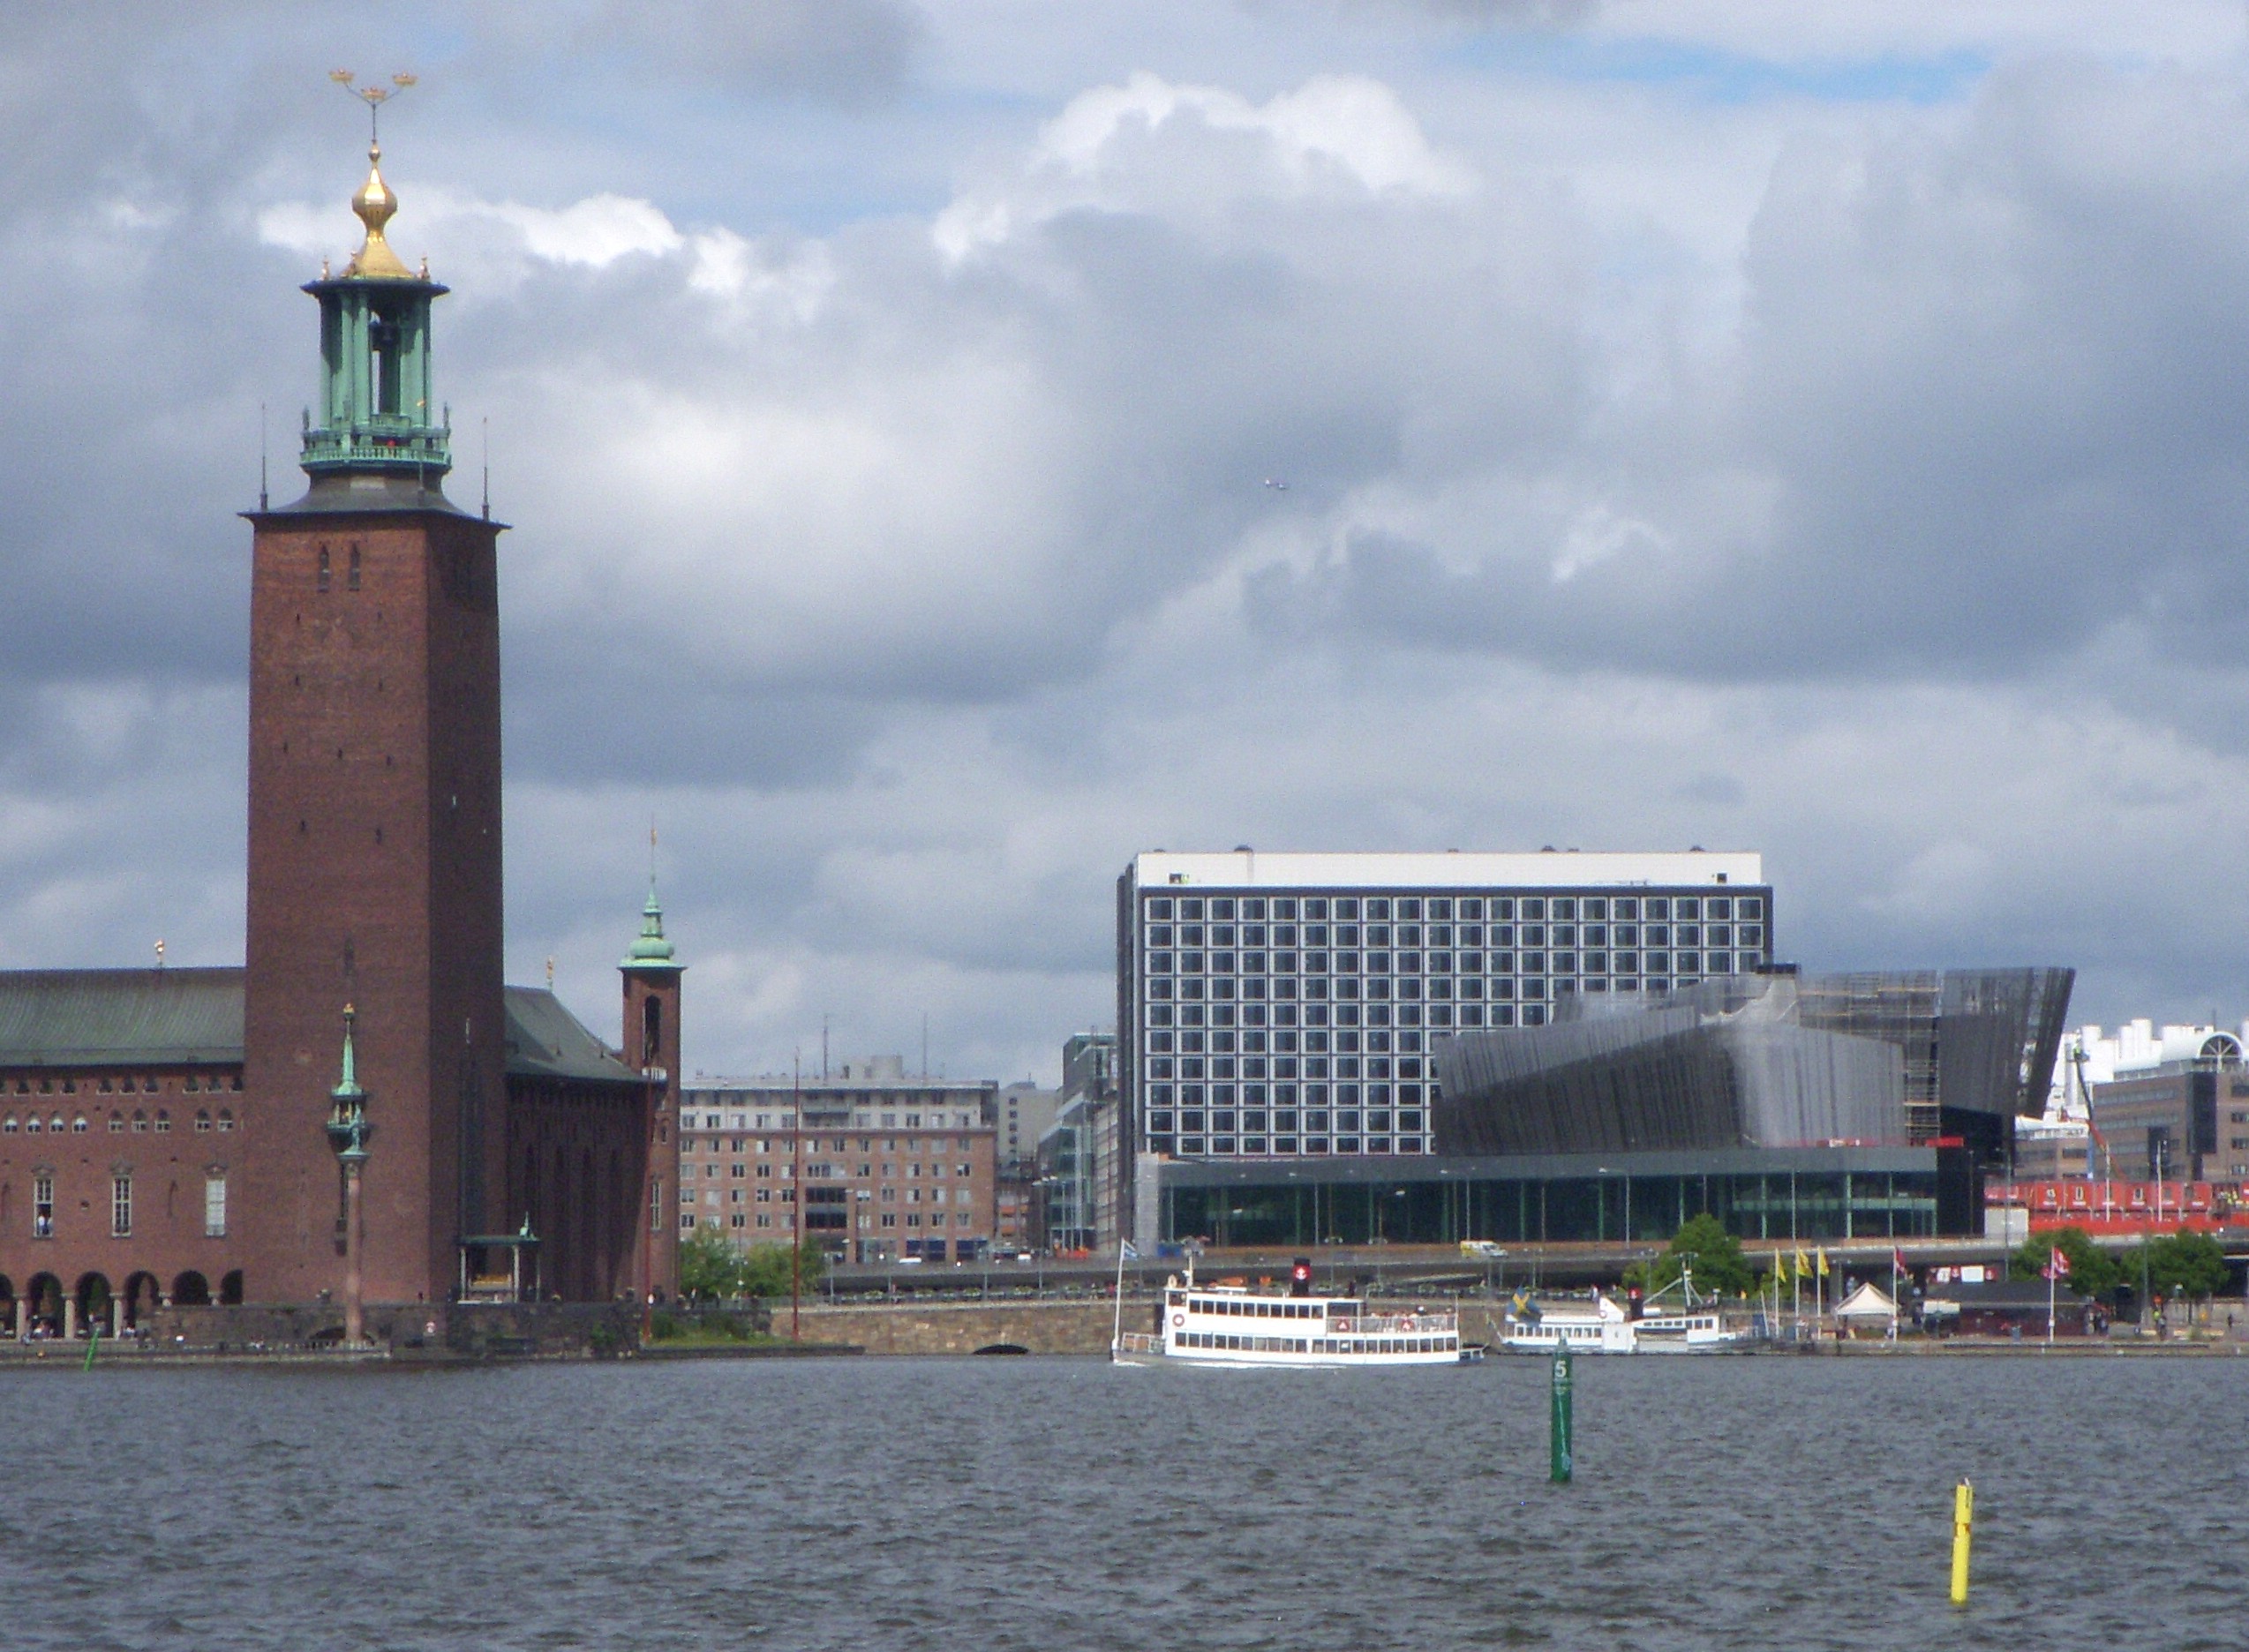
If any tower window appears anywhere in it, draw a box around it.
[347,544,362,590]
[318,546,331,591]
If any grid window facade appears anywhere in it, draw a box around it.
[1123,863,1775,1164]
[677,1075,1001,1265]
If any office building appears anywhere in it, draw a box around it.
[1034,1032,1118,1252]
[678,1057,997,1263]
[2090,1046,2249,1181]
[1114,849,1774,1241]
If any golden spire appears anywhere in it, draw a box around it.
[330,70,420,281]
[347,140,412,278]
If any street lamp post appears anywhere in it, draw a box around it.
[324,1003,373,1348]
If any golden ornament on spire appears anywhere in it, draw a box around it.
[330,70,421,281]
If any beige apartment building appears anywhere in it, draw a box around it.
[679,1057,997,1263]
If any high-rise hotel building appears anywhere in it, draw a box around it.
[1116,851,1775,1174]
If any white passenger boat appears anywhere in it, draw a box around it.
[1502,1269,1761,1355]
[1112,1260,1476,1368]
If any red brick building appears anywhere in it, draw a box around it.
[0,139,680,1338]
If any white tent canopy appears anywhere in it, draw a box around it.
[1833,1281,1899,1320]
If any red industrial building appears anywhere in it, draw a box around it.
[0,137,681,1340]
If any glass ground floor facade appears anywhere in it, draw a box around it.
[1157,1147,1968,1248]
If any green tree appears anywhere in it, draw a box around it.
[1643,1213,1756,1300]
[2140,1230,2230,1299]
[677,1225,748,1303]
[737,1238,826,1301]
[2012,1225,2122,1301]
[678,1231,827,1303]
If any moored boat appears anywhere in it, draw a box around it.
[1113,1258,1478,1368]
[1501,1290,1637,1354]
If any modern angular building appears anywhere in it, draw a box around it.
[1114,849,1774,1243]
[1434,968,2075,1160]
[1153,965,2072,1250]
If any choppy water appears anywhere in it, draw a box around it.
[1,1352,2240,1649]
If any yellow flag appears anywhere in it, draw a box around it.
[1816,1247,1830,1278]
[1794,1247,1811,1277]
[1774,1251,1788,1284]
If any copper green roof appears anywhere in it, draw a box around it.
[0,968,642,1088]
[0,968,244,1067]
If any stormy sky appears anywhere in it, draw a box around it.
[6,2,2249,1083]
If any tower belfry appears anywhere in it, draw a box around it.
[302,71,451,497]
[239,79,509,1307]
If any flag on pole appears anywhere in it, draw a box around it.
[1794,1247,1811,1276]
[1816,1248,1830,1278]
[2045,1245,2068,1282]
[1892,1247,1907,1276]
[1774,1252,1789,1285]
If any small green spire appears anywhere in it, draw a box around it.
[325,1002,372,1164]
[621,874,681,971]
[331,1002,365,1101]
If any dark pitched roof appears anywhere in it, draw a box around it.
[0,968,641,1088]
[0,968,244,1067]
[501,987,643,1085]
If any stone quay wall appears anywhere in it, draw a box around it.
[792,1299,1121,1355]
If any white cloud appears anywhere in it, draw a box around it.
[936,69,1475,260]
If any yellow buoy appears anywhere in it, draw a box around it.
[1949,1479,1974,1604]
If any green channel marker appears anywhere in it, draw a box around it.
[83,1327,100,1372]
[1549,1341,1573,1483]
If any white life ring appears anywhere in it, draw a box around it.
[1401,1314,1418,1332]
[1335,1316,1353,1333]
[1171,1312,1185,1328]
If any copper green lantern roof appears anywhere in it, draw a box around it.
[621,877,683,972]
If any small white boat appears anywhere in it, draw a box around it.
[1501,1291,1637,1355]
[1631,1265,1760,1353]
[1504,1266,1762,1355]
[1632,1306,1755,1353]
[1112,1259,1477,1368]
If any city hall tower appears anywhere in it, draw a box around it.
[239,134,508,1305]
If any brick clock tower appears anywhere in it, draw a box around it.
[621,876,683,1301]
[239,138,508,1306]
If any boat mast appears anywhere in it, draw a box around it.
[1109,1235,1129,1358]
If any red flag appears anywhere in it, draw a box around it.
[2046,1246,2068,1281]
[1892,1247,1907,1275]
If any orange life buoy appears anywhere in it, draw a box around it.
[1171,1312,1185,1328]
